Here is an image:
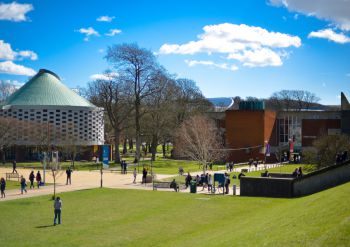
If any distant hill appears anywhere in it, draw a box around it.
[207,97,233,108]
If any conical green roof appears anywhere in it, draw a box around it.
[2,69,95,108]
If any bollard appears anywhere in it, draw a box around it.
[232,184,236,195]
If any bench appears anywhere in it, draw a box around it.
[6,173,20,181]
[241,169,249,173]
[153,181,186,192]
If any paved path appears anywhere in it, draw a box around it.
[0,163,283,201]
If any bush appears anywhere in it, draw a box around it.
[313,134,350,169]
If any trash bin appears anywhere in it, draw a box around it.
[190,181,197,193]
[232,184,236,195]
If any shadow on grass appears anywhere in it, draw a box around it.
[35,224,55,228]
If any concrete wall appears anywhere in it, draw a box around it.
[240,177,293,198]
[240,161,350,198]
[293,162,350,197]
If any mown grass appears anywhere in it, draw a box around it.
[0,182,349,247]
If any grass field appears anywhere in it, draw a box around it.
[0,182,349,246]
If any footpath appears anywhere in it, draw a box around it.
[0,163,282,202]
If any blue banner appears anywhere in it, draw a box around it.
[102,145,109,168]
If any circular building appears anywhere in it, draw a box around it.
[0,69,104,151]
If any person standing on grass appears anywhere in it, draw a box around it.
[20,175,27,194]
[29,171,35,189]
[66,167,72,185]
[133,168,137,183]
[12,160,17,174]
[0,177,6,198]
[36,171,42,188]
[53,197,62,225]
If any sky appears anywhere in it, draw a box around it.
[0,0,349,105]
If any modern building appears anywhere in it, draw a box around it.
[224,94,349,162]
[0,69,104,161]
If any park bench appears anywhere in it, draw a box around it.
[153,181,186,191]
[241,169,249,173]
[6,173,20,181]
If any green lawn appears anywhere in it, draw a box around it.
[0,183,349,246]
[245,164,314,177]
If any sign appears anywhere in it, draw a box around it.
[214,173,225,184]
[102,145,110,169]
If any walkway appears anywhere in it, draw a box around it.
[0,163,283,201]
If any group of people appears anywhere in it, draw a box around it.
[121,160,128,174]
[20,171,42,194]
[336,151,348,164]
[292,167,303,178]
[185,172,233,194]
[225,162,235,172]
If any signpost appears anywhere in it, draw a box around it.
[102,145,110,169]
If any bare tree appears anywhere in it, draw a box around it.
[0,80,17,103]
[86,71,132,163]
[313,134,350,169]
[267,90,320,111]
[106,43,160,163]
[174,115,224,172]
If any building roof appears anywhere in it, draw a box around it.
[208,97,234,112]
[1,69,95,108]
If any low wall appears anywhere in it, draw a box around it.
[240,161,350,198]
[293,161,350,197]
[240,177,293,198]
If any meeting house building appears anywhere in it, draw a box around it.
[0,69,104,161]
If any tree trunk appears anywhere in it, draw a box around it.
[134,96,141,163]
[128,138,133,150]
[114,129,121,164]
[151,135,158,161]
[123,138,127,154]
[162,142,166,158]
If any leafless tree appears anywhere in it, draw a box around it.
[267,90,320,111]
[313,134,350,169]
[86,71,133,163]
[106,43,160,163]
[174,115,224,172]
[0,80,17,103]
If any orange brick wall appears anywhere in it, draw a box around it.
[225,110,276,162]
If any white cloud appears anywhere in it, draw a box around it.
[98,49,104,53]
[76,27,100,41]
[0,40,15,60]
[227,47,282,67]
[105,29,122,36]
[0,61,36,76]
[2,79,24,89]
[308,28,350,44]
[97,15,115,22]
[269,0,350,31]
[184,59,238,71]
[0,2,33,22]
[159,23,301,68]
[0,40,38,61]
[90,72,118,81]
[16,50,38,60]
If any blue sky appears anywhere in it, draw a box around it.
[0,0,349,105]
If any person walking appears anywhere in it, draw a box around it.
[133,168,137,183]
[29,171,35,189]
[185,172,192,188]
[12,160,17,174]
[36,171,42,188]
[20,175,27,194]
[0,177,6,198]
[53,196,62,225]
[142,168,148,184]
[66,167,72,185]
